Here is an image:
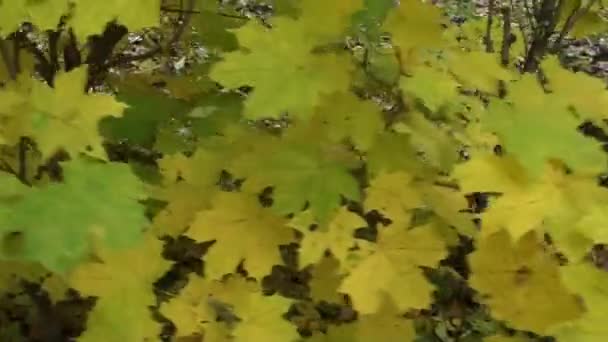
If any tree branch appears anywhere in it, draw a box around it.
[485,0,495,52]
[523,0,563,72]
[501,6,513,66]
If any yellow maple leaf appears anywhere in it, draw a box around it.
[452,154,529,194]
[186,192,294,279]
[150,182,214,237]
[160,274,231,341]
[542,56,608,121]
[290,207,367,268]
[68,234,171,342]
[309,255,346,304]
[549,263,608,341]
[339,224,447,314]
[309,297,416,342]
[210,275,299,342]
[0,67,126,160]
[364,171,424,226]
[469,230,583,334]
[484,335,534,342]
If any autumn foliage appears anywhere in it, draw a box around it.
[0,0,608,341]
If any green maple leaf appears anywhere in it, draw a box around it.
[210,16,354,119]
[482,75,606,177]
[400,66,460,112]
[314,91,384,151]
[0,157,148,273]
[233,130,361,223]
[100,85,190,147]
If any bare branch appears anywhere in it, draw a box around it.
[501,6,513,66]
[485,0,496,52]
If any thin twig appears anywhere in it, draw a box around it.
[161,6,200,14]
[218,12,249,20]
[501,6,513,66]
[18,137,28,185]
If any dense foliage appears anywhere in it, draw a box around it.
[1,0,608,341]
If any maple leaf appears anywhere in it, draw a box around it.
[308,255,346,303]
[469,230,583,334]
[0,259,68,303]
[296,0,363,42]
[289,207,367,267]
[393,110,461,171]
[482,75,606,177]
[68,234,171,342]
[0,157,147,273]
[549,263,608,341]
[0,67,127,160]
[314,92,384,152]
[210,275,299,342]
[452,154,529,194]
[364,171,424,226]
[209,17,353,119]
[339,224,447,314]
[420,183,478,237]
[366,131,431,178]
[160,274,231,340]
[447,51,513,93]
[186,192,294,279]
[400,66,460,113]
[477,160,608,247]
[233,129,361,223]
[149,181,214,237]
[484,335,534,342]
[384,0,445,68]
[190,0,244,53]
[542,56,608,121]
[0,0,68,35]
[99,84,191,146]
[307,295,416,342]
[70,0,161,38]
[150,126,269,237]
